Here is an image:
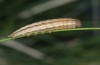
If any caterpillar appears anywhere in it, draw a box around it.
[8,18,81,39]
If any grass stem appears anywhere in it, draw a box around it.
[0,28,100,42]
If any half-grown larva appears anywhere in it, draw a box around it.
[8,18,81,38]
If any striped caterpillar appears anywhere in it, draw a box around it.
[8,18,81,38]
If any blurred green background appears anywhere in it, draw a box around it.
[0,0,100,65]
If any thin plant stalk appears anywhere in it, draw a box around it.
[0,28,100,42]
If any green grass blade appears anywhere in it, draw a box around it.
[0,28,100,43]
[53,28,100,32]
[0,38,12,42]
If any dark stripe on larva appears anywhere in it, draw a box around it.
[8,18,81,38]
